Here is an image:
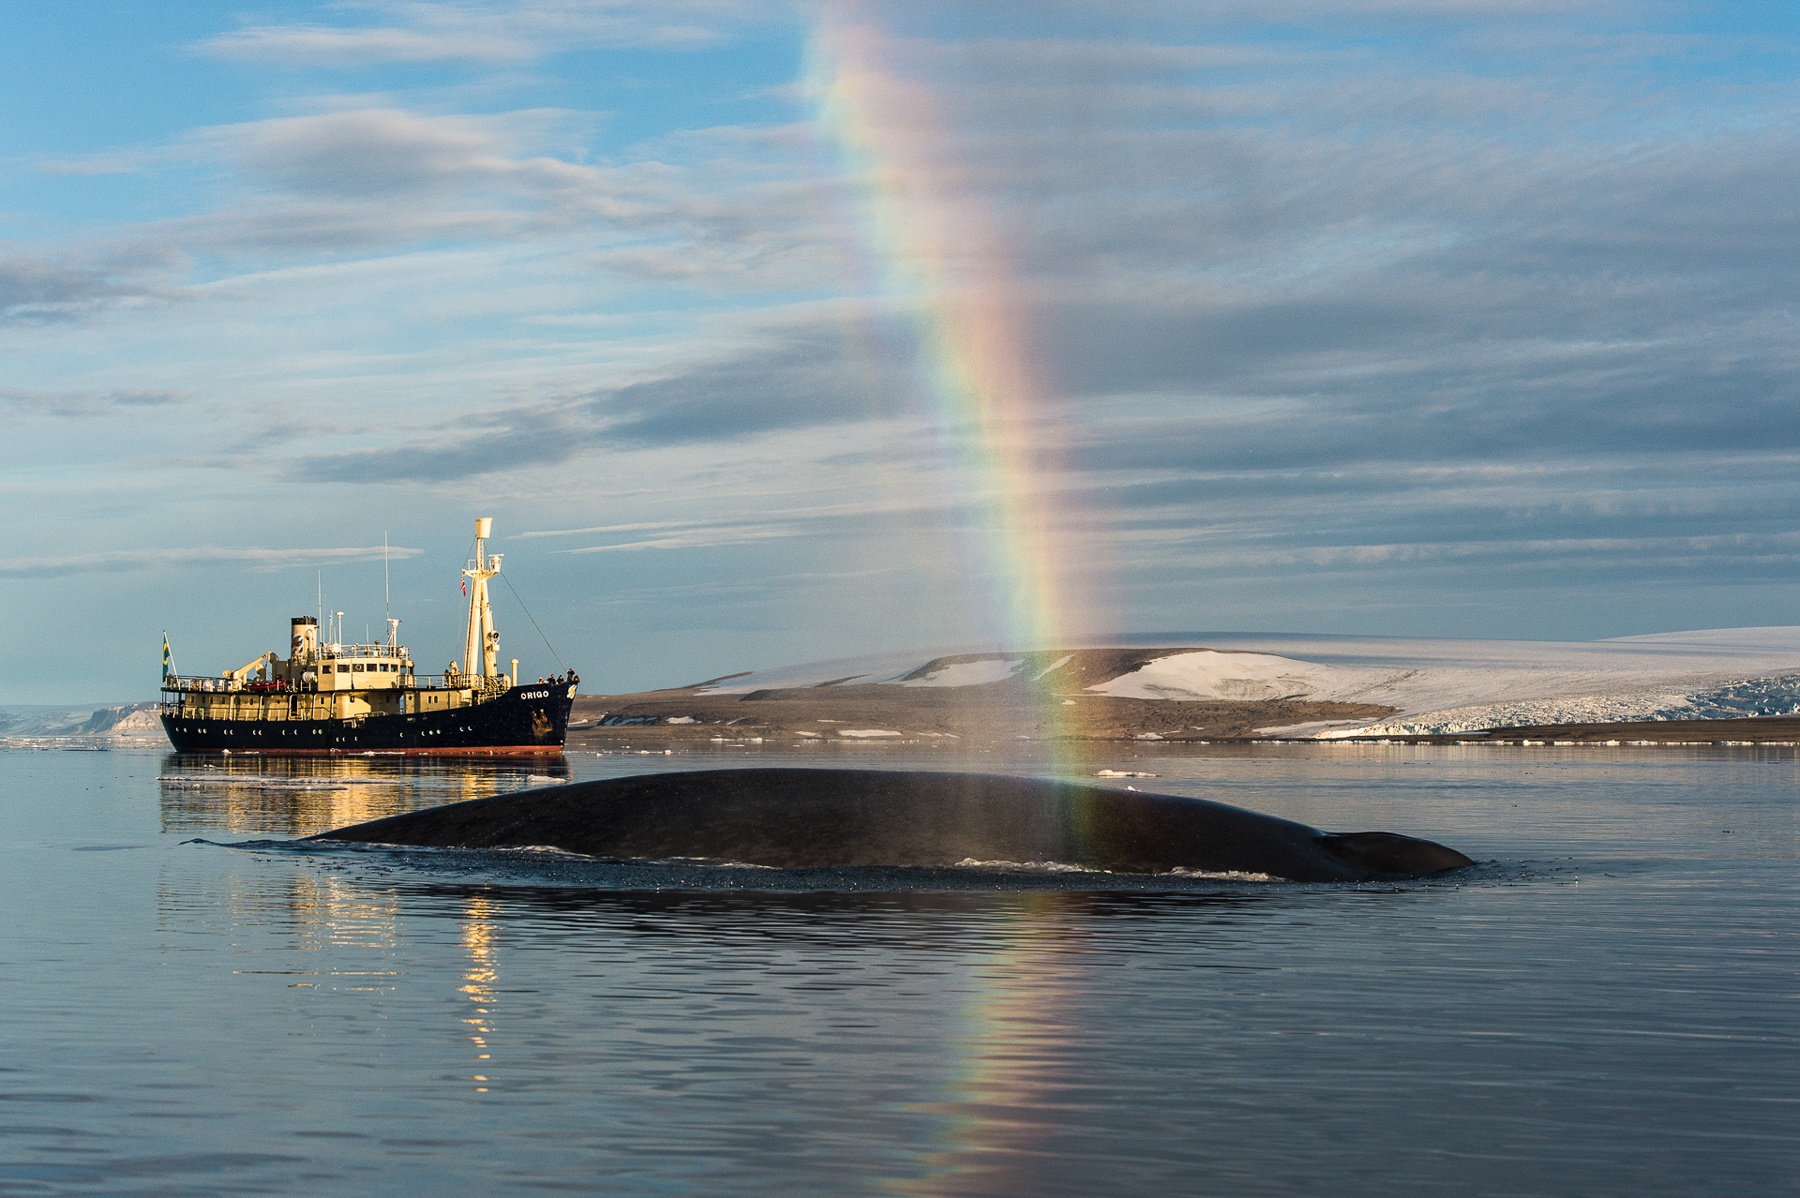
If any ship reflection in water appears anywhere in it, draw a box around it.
[156,751,571,837]
[461,896,500,1094]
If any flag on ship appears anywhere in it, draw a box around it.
[161,634,172,679]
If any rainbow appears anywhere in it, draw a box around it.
[806,6,1102,753]
[877,894,1090,1194]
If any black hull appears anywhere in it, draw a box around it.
[161,683,575,755]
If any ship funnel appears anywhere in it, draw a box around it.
[291,616,318,663]
[475,517,493,540]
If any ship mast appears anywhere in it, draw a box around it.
[462,517,504,682]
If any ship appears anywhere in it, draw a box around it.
[160,518,576,754]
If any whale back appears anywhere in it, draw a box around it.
[314,768,1473,882]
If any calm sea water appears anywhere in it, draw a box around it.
[1,745,1794,1196]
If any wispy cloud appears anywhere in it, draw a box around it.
[0,545,422,580]
[197,1,758,67]
[0,253,169,323]
[286,316,922,481]
[559,522,810,552]
[0,387,186,417]
[61,102,842,298]
[522,501,932,554]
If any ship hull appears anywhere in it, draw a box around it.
[161,682,575,755]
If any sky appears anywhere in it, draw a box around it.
[5,0,1800,704]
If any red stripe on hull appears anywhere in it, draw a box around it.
[181,745,568,756]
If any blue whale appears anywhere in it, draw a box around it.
[312,768,1473,882]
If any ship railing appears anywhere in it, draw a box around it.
[162,672,516,698]
[412,674,514,699]
[161,674,308,694]
[162,674,255,694]
[318,642,412,660]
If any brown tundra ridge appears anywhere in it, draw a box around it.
[567,648,1395,747]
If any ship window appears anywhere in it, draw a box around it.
[323,664,334,673]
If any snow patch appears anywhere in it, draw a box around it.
[1326,673,1800,737]
[691,649,955,694]
[897,658,1022,688]
[1088,650,1347,701]
[1255,720,1378,738]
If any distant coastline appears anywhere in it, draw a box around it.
[0,702,163,748]
[567,631,1800,748]
[18,626,1800,749]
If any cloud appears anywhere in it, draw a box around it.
[226,108,520,199]
[289,316,924,481]
[817,18,1800,475]
[519,504,939,553]
[596,324,920,443]
[197,1,757,67]
[0,545,422,580]
[559,521,811,552]
[294,405,579,482]
[0,387,186,418]
[0,253,162,323]
[94,104,844,286]
[175,107,639,251]
[203,23,533,66]
[34,158,140,177]
[258,13,1800,610]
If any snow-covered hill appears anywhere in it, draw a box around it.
[0,702,166,745]
[685,628,1800,737]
